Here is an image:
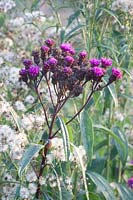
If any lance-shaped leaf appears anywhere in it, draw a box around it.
[58,117,70,161]
[113,183,133,200]
[87,171,116,200]
[18,143,44,176]
[80,110,94,164]
[112,127,128,165]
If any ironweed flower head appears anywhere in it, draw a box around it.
[63,67,73,75]
[60,43,75,55]
[28,65,40,80]
[79,51,87,59]
[127,177,133,189]
[23,59,32,68]
[65,56,74,66]
[90,58,100,67]
[92,66,105,80]
[45,38,55,47]
[47,57,58,66]
[112,68,122,79]
[41,45,50,53]
[101,57,112,68]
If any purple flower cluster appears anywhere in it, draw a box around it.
[90,57,112,68]
[19,60,40,82]
[128,177,133,189]
[19,38,122,97]
[60,43,75,55]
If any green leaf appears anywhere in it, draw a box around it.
[70,143,89,200]
[58,117,70,161]
[103,77,118,107]
[80,111,94,164]
[18,143,44,176]
[65,24,85,42]
[31,0,40,10]
[87,171,116,200]
[0,13,6,27]
[67,10,81,28]
[88,157,106,174]
[94,125,125,151]
[100,8,122,26]
[113,183,133,199]
[112,127,128,164]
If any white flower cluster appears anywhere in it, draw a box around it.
[111,0,133,13]
[0,0,16,12]
[46,137,87,167]
[2,171,37,200]
[21,113,45,131]
[0,66,27,89]
[0,125,27,159]
[2,173,17,200]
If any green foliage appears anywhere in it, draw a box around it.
[18,143,44,176]
[80,110,94,164]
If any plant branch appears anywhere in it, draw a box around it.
[34,82,50,129]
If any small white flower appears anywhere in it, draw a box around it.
[20,187,30,199]
[25,95,35,104]
[14,101,26,111]
[29,183,37,194]
[26,170,37,182]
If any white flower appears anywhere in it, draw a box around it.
[0,0,16,12]
[39,176,46,185]
[20,187,30,199]
[51,137,66,161]
[29,183,37,194]
[25,95,35,104]
[14,101,26,111]
[26,170,37,182]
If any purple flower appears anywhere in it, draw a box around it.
[112,68,122,79]
[43,61,50,73]
[19,68,27,76]
[60,43,75,55]
[90,58,100,66]
[65,56,74,65]
[47,57,58,66]
[23,59,32,68]
[45,38,55,47]
[28,65,40,79]
[19,68,28,82]
[79,51,87,58]
[92,66,105,78]
[128,177,133,189]
[63,67,73,75]
[130,160,133,165]
[101,57,112,67]
[41,45,50,53]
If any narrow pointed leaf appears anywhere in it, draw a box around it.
[113,183,133,200]
[58,117,70,161]
[18,143,44,176]
[112,127,128,164]
[87,171,116,200]
[80,111,94,163]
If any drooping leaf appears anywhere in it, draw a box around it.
[103,77,118,107]
[88,157,106,174]
[94,125,125,151]
[80,110,94,164]
[113,183,133,200]
[18,143,44,176]
[70,143,89,200]
[58,117,70,161]
[87,171,116,200]
[67,10,81,28]
[112,127,128,164]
